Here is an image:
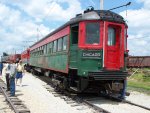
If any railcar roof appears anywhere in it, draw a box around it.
[30,10,126,48]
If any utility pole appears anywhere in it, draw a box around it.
[100,0,104,10]
[22,41,34,49]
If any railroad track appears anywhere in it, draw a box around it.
[0,79,30,113]
[35,75,150,113]
[36,75,110,113]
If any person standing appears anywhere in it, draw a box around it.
[16,60,24,86]
[9,62,17,96]
[5,63,11,91]
[0,62,3,76]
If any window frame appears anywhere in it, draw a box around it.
[53,40,57,53]
[107,27,116,46]
[78,21,103,49]
[57,38,63,51]
[85,22,100,45]
[63,35,68,51]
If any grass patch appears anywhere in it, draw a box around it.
[127,68,150,93]
[128,81,150,90]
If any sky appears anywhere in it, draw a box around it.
[0,0,150,56]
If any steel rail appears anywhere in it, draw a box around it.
[109,96,150,111]
[0,80,30,113]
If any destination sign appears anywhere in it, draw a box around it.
[82,51,101,58]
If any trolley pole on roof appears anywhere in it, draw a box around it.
[100,0,104,10]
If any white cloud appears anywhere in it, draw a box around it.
[8,0,82,22]
[137,0,150,9]
[0,3,50,55]
[120,1,150,56]
[0,0,83,56]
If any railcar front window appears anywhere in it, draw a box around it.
[108,27,116,46]
[86,23,100,44]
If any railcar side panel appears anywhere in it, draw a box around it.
[30,27,70,73]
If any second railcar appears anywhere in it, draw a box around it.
[128,56,150,68]
[21,49,30,65]
[21,49,30,71]
[10,54,21,63]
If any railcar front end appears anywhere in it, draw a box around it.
[69,10,128,98]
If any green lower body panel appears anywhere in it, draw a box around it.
[30,53,68,72]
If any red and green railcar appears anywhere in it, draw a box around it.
[21,49,30,65]
[21,49,30,71]
[29,9,128,98]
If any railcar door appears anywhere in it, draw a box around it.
[104,22,124,70]
[69,24,79,69]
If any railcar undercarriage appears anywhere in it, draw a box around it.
[29,67,128,99]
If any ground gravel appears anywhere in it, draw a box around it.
[126,91,150,108]
[91,97,150,113]
[14,73,96,113]
[90,90,150,113]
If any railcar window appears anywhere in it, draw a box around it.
[44,45,47,54]
[108,27,116,46]
[53,40,57,52]
[48,42,52,53]
[38,48,40,55]
[58,38,62,51]
[35,49,37,56]
[86,23,100,44]
[42,46,44,55]
[63,36,68,50]
[40,46,42,55]
[39,47,41,54]
[36,48,38,56]
[41,46,43,55]
[71,26,78,44]
[38,47,40,55]
[42,46,44,54]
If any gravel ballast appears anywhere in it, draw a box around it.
[14,73,95,113]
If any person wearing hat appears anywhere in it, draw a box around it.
[16,60,24,86]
